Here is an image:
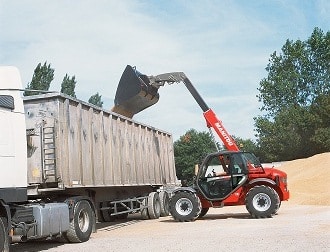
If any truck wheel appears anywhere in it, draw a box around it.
[159,191,170,217]
[0,217,9,252]
[198,207,209,218]
[148,192,161,219]
[141,198,149,220]
[170,191,201,222]
[245,186,280,218]
[65,200,94,243]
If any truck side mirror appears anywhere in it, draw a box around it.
[0,95,15,110]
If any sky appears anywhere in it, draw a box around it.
[1,0,329,141]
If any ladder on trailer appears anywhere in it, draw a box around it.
[41,126,57,182]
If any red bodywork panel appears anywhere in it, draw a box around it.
[203,109,240,151]
[199,166,290,209]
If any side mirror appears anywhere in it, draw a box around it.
[0,95,15,110]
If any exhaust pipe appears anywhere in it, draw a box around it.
[11,235,28,243]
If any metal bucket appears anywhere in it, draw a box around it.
[111,65,159,118]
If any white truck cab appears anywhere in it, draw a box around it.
[0,66,28,202]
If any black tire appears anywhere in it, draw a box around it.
[0,217,9,252]
[147,192,161,219]
[141,198,149,220]
[274,200,281,215]
[198,207,209,218]
[159,191,170,217]
[65,200,94,243]
[245,186,280,218]
[169,191,201,222]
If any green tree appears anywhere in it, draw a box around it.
[310,92,330,151]
[24,62,54,96]
[255,27,330,161]
[174,129,217,185]
[61,74,77,98]
[88,92,103,107]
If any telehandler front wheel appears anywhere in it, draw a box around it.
[170,191,201,222]
[245,185,280,218]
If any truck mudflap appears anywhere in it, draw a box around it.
[111,65,159,118]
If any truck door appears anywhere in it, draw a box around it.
[0,66,28,202]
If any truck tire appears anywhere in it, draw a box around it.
[65,200,94,243]
[0,217,9,252]
[245,186,280,218]
[198,207,209,218]
[147,192,161,219]
[159,191,170,217]
[170,191,201,222]
[141,198,149,220]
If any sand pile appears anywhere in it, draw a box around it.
[277,152,330,206]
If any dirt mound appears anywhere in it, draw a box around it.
[277,152,330,206]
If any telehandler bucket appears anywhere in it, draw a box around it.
[111,65,159,118]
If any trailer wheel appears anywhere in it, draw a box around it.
[148,192,161,219]
[65,200,94,243]
[159,191,170,217]
[245,186,280,218]
[0,217,9,252]
[198,207,209,218]
[141,198,149,220]
[170,191,201,222]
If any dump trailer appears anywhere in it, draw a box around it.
[111,65,290,222]
[0,66,177,251]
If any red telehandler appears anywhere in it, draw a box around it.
[112,65,290,221]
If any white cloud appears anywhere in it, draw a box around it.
[1,0,328,141]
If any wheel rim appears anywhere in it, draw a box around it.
[78,209,90,232]
[252,192,271,212]
[175,197,193,216]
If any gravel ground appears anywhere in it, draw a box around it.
[10,203,330,252]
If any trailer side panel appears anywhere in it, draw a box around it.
[24,94,177,190]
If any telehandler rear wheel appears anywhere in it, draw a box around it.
[170,191,201,222]
[198,207,209,218]
[245,185,280,218]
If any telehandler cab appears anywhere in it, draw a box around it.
[112,65,289,221]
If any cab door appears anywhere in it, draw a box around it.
[197,152,248,200]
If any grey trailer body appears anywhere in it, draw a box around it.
[24,93,177,217]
